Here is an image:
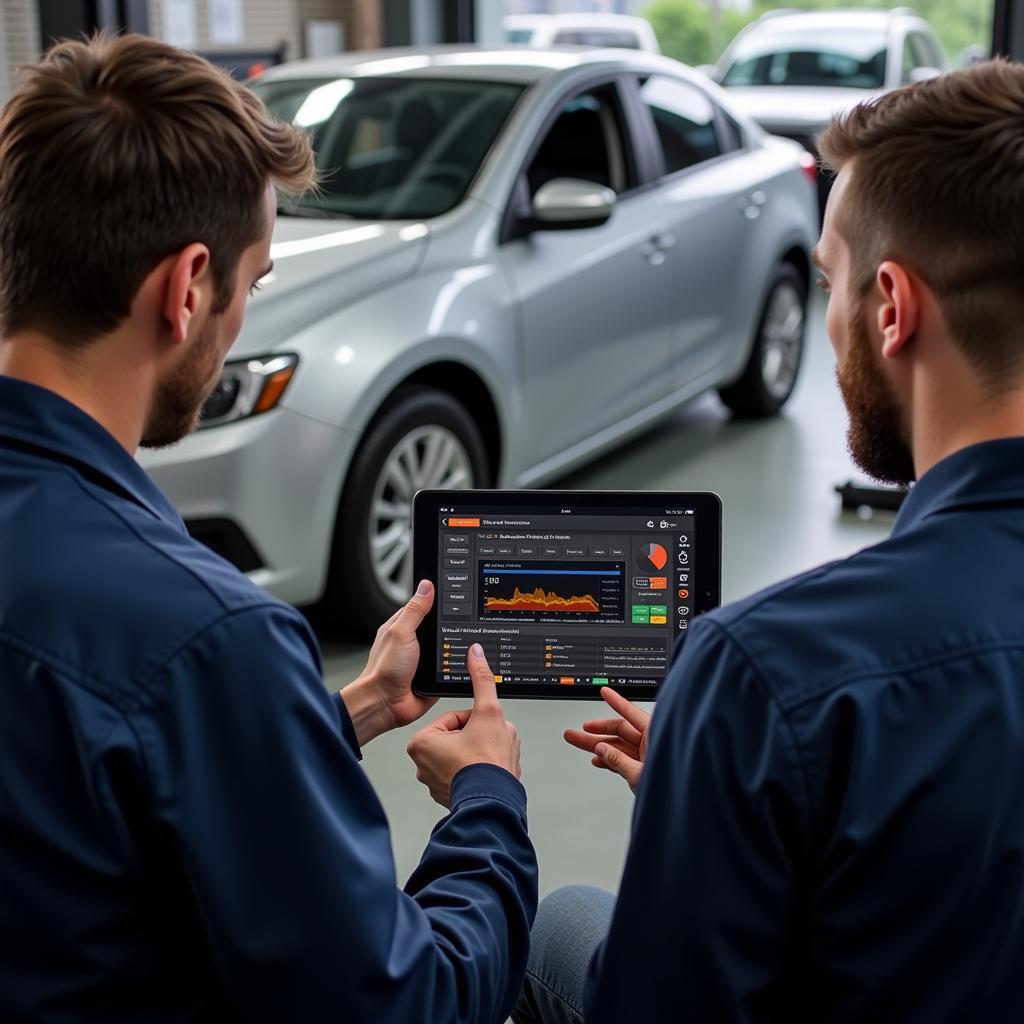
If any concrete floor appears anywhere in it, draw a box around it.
[320,293,895,897]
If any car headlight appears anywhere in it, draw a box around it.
[199,354,299,428]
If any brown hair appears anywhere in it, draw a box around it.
[818,59,1024,386]
[0,33,315,346]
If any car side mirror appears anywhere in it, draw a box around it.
[528,178,616,231]
[909,66,942,83]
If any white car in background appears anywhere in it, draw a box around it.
[139,47,816,635]
[711,8,947,209]
[503,13,660,53]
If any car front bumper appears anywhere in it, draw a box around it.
[138,407,357,606]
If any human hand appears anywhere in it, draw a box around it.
[406,644,522,808]
[341,580,438,746]
[564,687,650,794]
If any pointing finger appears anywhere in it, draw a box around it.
[600,687,651,732]
[467,643,500,712]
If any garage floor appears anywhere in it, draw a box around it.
[320,293,895,897]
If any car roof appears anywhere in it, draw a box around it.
[751,8,927,32]
[256,45,671,86]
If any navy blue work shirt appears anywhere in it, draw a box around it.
[587,438,1024,1022]
[0,376,538,1022]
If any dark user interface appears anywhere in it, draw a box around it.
[436,505,696,689]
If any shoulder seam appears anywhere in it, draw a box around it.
[698,617,819,834]
[0,603,298,709]
[64,469,233,612]
[0,627,128,707]
[714,555,854,625]
[134,601,308,693]
[785,636,1024,713]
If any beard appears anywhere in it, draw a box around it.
[836,304,917,487]
[141,317,223,449]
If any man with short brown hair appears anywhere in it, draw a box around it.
[516,59,1024,1023]
[0,34,536,1022]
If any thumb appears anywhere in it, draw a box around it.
[595,742,642,793]
[467,643,500,711]
[399,579,435,629]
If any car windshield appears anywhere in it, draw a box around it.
[252,76,523,219]
[720,28,888,89]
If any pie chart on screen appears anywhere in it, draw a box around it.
[636,543,668,572]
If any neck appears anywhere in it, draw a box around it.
[0,330,149,452]
[910,355,1024,479]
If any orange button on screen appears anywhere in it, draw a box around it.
[448,517,480,528]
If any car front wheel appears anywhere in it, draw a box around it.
[326,387,488,636]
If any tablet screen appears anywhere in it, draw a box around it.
[415,491,720,699]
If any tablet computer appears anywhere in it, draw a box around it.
[412,490,721,700]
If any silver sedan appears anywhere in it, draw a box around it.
[138,46,818,634]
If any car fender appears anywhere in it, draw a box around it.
[277,267,519,480]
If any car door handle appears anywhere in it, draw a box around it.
[740,190,767,220]
[640,232,676,265]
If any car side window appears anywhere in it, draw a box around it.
[911,32,939,70]
[637,75,722,176]
[901,33,936,83]
[901,35,921,83]
[525,85,633,197]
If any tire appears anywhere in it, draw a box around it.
[324,387,489,638]
[718,263,807,418]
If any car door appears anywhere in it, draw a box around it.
[496,79,674,468]
[626,72,771,388]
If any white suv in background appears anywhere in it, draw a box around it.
[503,14,660,53]
[711,8,947,209]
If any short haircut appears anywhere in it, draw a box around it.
[818,59,1024,387]
[0,33,315,346]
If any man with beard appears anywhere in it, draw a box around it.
[0,34,537,1022]
[514,59,1024,1023]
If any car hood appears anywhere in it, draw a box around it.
[724,86,882,131]
[226,215,429,358]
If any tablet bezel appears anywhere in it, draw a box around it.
[412,489,722,700]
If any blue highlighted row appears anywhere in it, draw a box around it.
[481,569,620,576]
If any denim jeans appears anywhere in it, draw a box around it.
[512,886,615,1024]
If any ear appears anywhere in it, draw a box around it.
[875,260,919,361]
[161,244,212,345]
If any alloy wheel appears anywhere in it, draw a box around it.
[368,425,474,604]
